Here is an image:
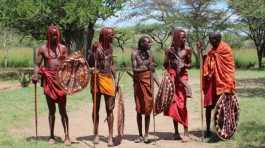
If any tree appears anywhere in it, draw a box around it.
[135,23,171,50]
[126,0,232,66]
[229,0,265,68]
[0,0,124,57]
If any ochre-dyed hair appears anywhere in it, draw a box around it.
[99,27,114,50]
[46,25,61,57]
[171,29,186,48]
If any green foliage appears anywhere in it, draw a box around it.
[0,0,125,51]
[18,72,31,87]
[229,0,265,68]
[135,23,171,50]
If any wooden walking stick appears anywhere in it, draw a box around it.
[34,82,38,140]
[93,52,98,145]
[199,41,204,142]
[150,71,157,144]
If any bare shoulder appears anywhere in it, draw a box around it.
[38,44,46,53]
[186,47,192,51]
[165,47,172,55]
[185,47,192,54]
[59,44,68,51]
[131,48,138,56]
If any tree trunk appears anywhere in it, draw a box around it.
[159,42,164,50]
[257,47,263,69]
[193,49,200,67]
[86,22,95,58]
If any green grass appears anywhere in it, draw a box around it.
[0,51,264,147]
[233,48,258,69]
[0,85,91,148]
[0,47,260,69]
[0,48,34,68]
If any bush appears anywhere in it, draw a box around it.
[18,72,31,87]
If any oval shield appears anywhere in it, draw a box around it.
[57,51,90,94]
[213,93,240,140]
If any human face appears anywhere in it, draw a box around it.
[106,29,115,43]
[50,28,58,44]
[209,36,220,49]
[143,37,152,50]
[179,32,186,47]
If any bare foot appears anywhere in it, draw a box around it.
[64,136,71,146]
[144,135,151,144]
[48,137,56,144]
[181,135,190,143]
[93,135,99,144]
[107,137,114,147]
[134,136,144,143]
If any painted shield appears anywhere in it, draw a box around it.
[214,93,240,140]
[57,51,89,94]
[154,71,175,115]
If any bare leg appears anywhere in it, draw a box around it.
[104,95,114,147]
[58,96,71,145]
[144,115,151,143]
[206,107,212,137]
[182,127,189,142]
[92,93,101,144]
[46,96,56,144]
[173,120,181,140]
[137,113,143,136]
[144,115,150,136]
[134,113,144,143]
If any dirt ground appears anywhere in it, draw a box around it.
[10,76,225,148]
[0,81,21,92]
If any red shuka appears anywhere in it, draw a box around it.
[203,41,236,107]
[164,68,188,128]
[39,67,66,103]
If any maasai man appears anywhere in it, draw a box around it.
[89,27,116,146]
[201,32,236,137]
[163,29,192,142]
[131,36,157,143]
[32,25,71,145]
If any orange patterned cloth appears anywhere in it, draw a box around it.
[203,41,236,106]
[91,71,115,97]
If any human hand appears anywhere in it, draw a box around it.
[32,75,38,84]
[196,41,204,51]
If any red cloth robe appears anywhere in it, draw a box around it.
[39,67,66,103]
[164,68,188,128]
[203,41,236,107]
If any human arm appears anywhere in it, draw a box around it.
[32,47,43,83]
[131,50,149,72]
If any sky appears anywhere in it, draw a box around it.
[96,0,229,27]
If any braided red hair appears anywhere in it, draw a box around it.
[46,25,61,58]
[99,27,114,50]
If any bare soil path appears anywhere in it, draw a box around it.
[10,76,223,148]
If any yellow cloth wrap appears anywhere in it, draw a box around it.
[91,71,115,97]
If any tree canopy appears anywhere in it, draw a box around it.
[229,0,265,68]
[126,0,233,66]
[0,0,124,55]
